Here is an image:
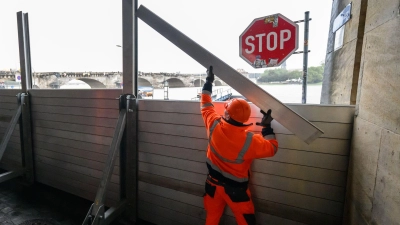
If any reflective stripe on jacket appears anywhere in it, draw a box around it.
[201,91,278,184]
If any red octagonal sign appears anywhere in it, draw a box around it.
[240,14,298,68]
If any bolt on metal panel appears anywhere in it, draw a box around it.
[137,5,324,144]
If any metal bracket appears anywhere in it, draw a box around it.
[294,18,312,23]
[0,93,32,184]
[294,50,311,54]
[82,94,135,225]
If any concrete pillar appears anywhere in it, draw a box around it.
[324,0,400,224]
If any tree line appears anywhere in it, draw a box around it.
[257,64,324,84]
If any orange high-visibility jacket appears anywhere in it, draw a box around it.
[201,91,278,184]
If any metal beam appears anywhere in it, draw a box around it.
[0,170,25,183]
[16,12,32,92]
[136,5,323,144]
[92,109,126,213]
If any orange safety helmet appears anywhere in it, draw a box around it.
[224,98,251,123]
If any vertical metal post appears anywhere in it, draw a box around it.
[122,0,138,222]
[124,95,137,222]
[302,11,310,104]
[20,93,34,184]
[122,0,138,95]
[17,11,34,185]
[17,12,32,92]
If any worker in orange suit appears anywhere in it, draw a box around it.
[201,66,278,225]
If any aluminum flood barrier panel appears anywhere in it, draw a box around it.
[137,100,355,225]
[137,5,323,144]
[0,90,23,170]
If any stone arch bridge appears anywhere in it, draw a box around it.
[0,71,226,89]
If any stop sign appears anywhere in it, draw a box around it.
[240,14,298,68]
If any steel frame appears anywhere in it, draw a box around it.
[82,94,136,225]
[0,11,35,185]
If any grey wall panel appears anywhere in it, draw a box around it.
[140,142,205,162]
[139,190,206,220]
[0,121,19,129]
[31,97,119,109]
[32,112,117,128]
[0,131,20,141]
[0,103,22,169]
[139,132,208,150]
[0,96,18,104]
[0,103,18,110]
[139,122,350,155]
[254,198,341,225]
[36,174,118,207]
[0,90,20,96]
[256,212,307,225]
[139,171,204,197]
[250,185,343,217]
[139,133,348,170]
[139,152,206,174]
[139,121,206,138]
[29,89,122,99]
[137,100,354,225]
[139,111,205,127]
[36,162,120,193]
[35,148,119,176]
[139,114,352,140]
[277,134,350,155]
[252,160,347,187]
[139,175,339,225]
[33,120,115,137]
[139,209,186,225]
[140,141,347,186]
[139,151,344,201]
[250,172,345,202]
[34,141,119,166]
[247,120,353,140]
[139,200,205,225]
[287,104,355,124]
[138,100,355,124]
[35,155,119,184]
[0,109,16,117]
[1,154,22,166]
[36,169,119,202]
[31,105,119,119]
[139,181,203,207]
[34,127,113,146]
[34,134,110,155]
[139,162,204,185]
[264,148,349,171]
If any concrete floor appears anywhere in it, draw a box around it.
[0,180,153,225]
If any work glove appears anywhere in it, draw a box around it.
[256,109,273,127]
[256,109,275,136]
[206,66,214,83]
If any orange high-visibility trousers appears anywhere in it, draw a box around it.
[203,180,255,225]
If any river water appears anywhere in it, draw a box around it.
[147,84,322,104]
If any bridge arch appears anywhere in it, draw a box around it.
[215,80,222,86]
[138,78,153,87]
[166,78,185,87]
[193,79,205,87]
[78,78,106,88]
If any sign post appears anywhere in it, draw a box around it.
[240,14,299,68]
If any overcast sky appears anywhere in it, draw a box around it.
[0,0,332,73]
